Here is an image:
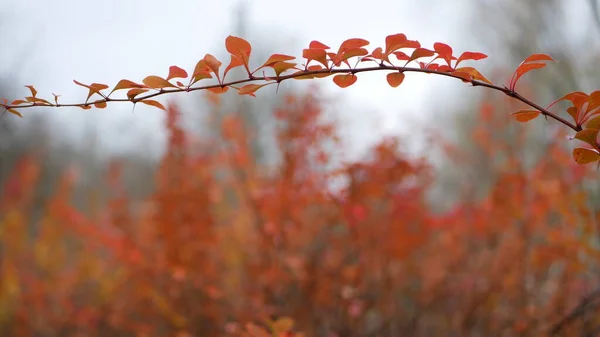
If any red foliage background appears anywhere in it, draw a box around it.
[1,88,599,336]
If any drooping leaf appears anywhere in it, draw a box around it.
[386,72,405,88]
[6,108,22,117]
[94,101,107,109]
[332,73,357,88]
[140,99,166,111]
[573,147,600,164]
[512,109,541,122]
[126,88,149,100]
[166,66,188,81]
[207,86,229,94]
[238,83,273,96]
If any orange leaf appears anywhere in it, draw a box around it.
[386,72,405,88]
[512,109,540,122]
[127,88,149,100]
[573,147,600,164]
[142,76,177,89]
[10,100,27,105]
[191,59,213,85]
[109,79,147,96]
[574,128,599,146]
[455,51,487,67]
[140,99,166,111]
[385,33,420,55]
[272,62,298,77]
[259,54,296,68]
[166,66,188,81]
[224,55,245,80]
[25,85,37,97]
[302,48,328,68]
[73,80,109,103]
[586,115,600,129]
[94,101,107,109]
[225,35,252,73]
[203,54,222,82]
[6,108,22,117]
[207,86,229,94]
[238,83,271,96]
[338,38,369,53]
[454,67,493,84]
[332,73,357,88]
[407,48,435,64]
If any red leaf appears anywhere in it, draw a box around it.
[332,73,357,88]
[522,53,556,63]
[25,85,37,97]
[386,72,405,88]
[509,63,547,90]
[455,51,487,67]
[384,33,420,55]
[338,38,369,54]
[191,59,213,85]
[433,42,453,65]
[272,62,298,77]
[309,41,330,49]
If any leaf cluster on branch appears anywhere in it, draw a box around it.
[2,33,600,165]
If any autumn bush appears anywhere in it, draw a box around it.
[0,80,599,336]
[2,33,600,337]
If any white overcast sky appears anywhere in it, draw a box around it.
[0,0,592,160]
